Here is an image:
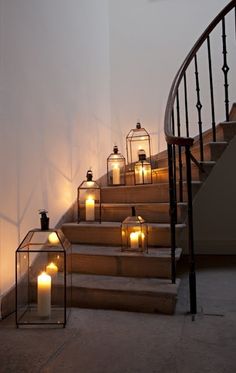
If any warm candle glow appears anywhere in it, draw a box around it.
[46,262,58,277]
[37,271,51,317]
[85,196,95,221]
[130,232,139,249]
[48,232,60,245]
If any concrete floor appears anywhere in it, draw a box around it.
[0,256,236,373]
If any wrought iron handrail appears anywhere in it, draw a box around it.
[164,0,236,315]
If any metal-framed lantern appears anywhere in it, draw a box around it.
[77,169,101,223]
[107,145,126,186]
[134,149,152,185]
[15,215,72,328]
[121,207,148,253]
[126,122,151,168]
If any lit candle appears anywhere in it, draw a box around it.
[85,196,95,221]
[46,262,58,277]
[130,232,139,249]
[37,271,51,317]
[48,232,59,245]
[112,164,120,184]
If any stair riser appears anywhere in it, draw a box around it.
[79,204,187,223]
[71,253,173,278]
[71,287,177,314]
[61,225,184,247]
[101,183,201,204]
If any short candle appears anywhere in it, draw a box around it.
[48,232,59,245]
[46,262,58,277]
[37,271,51,318]
[130,232,139,249]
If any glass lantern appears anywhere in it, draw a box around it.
[77,169,101,223]
[121,207,148,253]
[134,149,152,185]
[15,228,72,327]
[126,122,151,168]
[107,145,126,186]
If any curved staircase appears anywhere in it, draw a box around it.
[60,106,236,314]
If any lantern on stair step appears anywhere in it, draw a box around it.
[134,149,152,184]
[107,145,126,186]
[126,122,152,170]
[121,206,148,253]
[15,212,72,327]
[77,169,101,223]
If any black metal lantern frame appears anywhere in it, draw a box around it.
[134,149,152,185]
[77,170,101,223]
[107,145,126,186]
[126,122,152,169]
[121,207,148,253]
[15,229,72,328]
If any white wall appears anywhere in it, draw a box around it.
[0,0,230,297]
[108,0,229,154]
[0,0,111,296]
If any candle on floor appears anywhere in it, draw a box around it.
[85,196,95,221]
[37,271,51,317]
[112,164,120,184]
[46,262,58,277]
[130,232,139,249]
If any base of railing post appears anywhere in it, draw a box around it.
[189,270,197,314]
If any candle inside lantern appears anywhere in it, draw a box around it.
[48,232,59,245]
[37,271,51,318]
[46,262,58,277]
[112,164,120,184]
[130,232,139,249]
[85,196,95,221]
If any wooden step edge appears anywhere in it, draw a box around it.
[71,273,181,295]
[71,245,182,259]
[62,222,186,229]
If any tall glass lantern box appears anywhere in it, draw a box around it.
[134,149,152,185]
[107,145,126,186]
[77,169,101,223]
[15,229,72,328]
[126,122,151,169]
[121,207,148,253]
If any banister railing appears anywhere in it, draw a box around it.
[164,0,236,315]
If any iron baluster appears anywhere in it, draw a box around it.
[184,72,189,137]
[207,35,216,142]
[168,144,176,284]
[176,90,183,202]
[171,110,177,224]
[194,54,204,161]
[185,145,197,315]
[222,16,230,121]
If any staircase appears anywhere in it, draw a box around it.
[60,107,236,314]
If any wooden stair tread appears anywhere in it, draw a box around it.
[72,244,182,260]
[70,273,180,295]
[63,221,186,229]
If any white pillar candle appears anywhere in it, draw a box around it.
[46,262,58,277]
[85,197,95,221]
[136,166,144,184]
[112,165,120,184]
[37,272,51,318]
[130,232,139,249]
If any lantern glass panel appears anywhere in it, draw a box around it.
[15,229,72,327]
[78,177,101,222]
[107,147,126,186]
[126,124,151,167]
[134,160,152,184]
[121,215,148,253]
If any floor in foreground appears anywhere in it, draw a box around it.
[0,256,236,373]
